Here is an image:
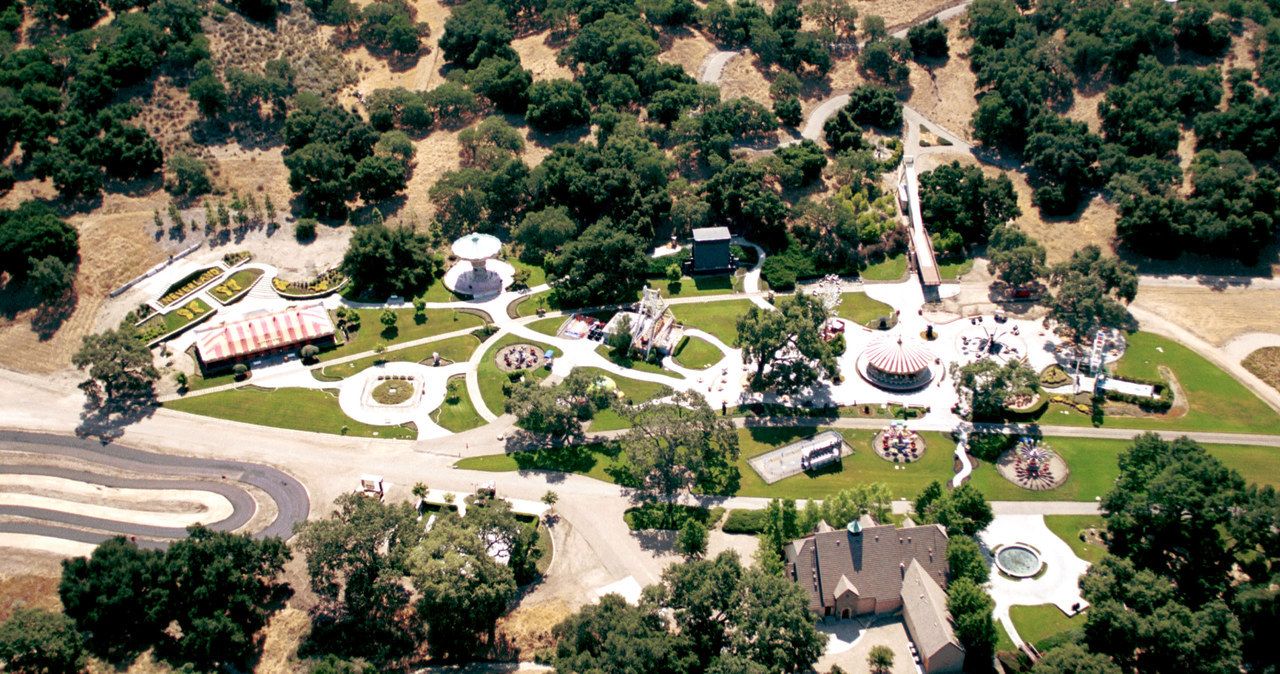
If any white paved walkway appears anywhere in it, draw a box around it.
[980,514,1091,648]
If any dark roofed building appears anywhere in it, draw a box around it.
[691,226,732,272]
[785,519,963,673]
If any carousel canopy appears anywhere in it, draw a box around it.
[450,232,502,261]
[864,335,934,375]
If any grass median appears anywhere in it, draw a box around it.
[164,387,415,439]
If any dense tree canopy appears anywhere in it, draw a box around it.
[952,357,1038,421]
[72,326,158,401]
[1045,245,1136,341]
[340,224,442,299]
[618,389,740,505]
[918,162,1019,254]
[735,292,839,394]
[0,608,86,674]
[913,481,993,537]
[0,201,78,284]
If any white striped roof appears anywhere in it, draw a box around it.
[863,335,934,375]
[194,303,334,364]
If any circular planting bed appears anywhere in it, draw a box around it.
[994,544,1043,578]
[372,378,415,405]
[995,439,1069,491]
[496,344,545,372]
[872,428,926,463]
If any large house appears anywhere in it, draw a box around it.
[785,516,965,673]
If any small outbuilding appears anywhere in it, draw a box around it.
[691,226,732,273]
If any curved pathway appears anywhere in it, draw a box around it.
[0,430,309,547]
[699,50,742,85]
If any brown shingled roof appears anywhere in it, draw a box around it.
[786,523,951,612]
[901,558,963,659]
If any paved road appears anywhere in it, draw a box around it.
[0,430,309,546]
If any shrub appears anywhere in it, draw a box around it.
[722,509,769,534]
[966,432,1016,462]
[232,363,249,378]
[295,219,317,241]
[300,345,320,361]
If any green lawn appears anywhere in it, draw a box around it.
[673,336,725,369]
[649,275,737,298]
[316,333,481,381]
[938,258,974,280]
[996,619,1017,653]
[137,298,214,338]
[1009,605,1084,652]
[834,292,893,325]
[165,387,415,439]
[1044,515,1107,564]
[966,437,1279,502]
[417,279,459,303]
[1042,332,1280,434]
[208,268,265,305]
[318,308,485,363]
[735,428,956,499]
[476,333,554,415]
[582,366,676,431]
[514,293,555,317]
[185,368,237,392]
[861,255,907,281]
[508,258,547,287]
[432,374,485,432]
[527,315,567,337]
[593,344,683,380]
[670,299,753,344]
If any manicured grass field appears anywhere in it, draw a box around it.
[834,292,893,325]
[476,333,554,416]
[208,268,265,305]
[432,375,484,432]
[137,298,214,337]
[318,308,484,363]
[735,428,956,499]
[966,437,1279,501]
[527,315,567,337]
[649,275,736,298]
[508,258,547,287]
[1044,515,1107,564]
[861,255,907,281]
[1038,332,1280,434]
[996,619,1017,653]
[582,366,675,431]
[673,336,725,369]
[1009,605,1084,652]
[593,344,683,380]
[316,333,481,381]
[938,258,974,279]
[165,387,415,439]
[186,368,237,391]
[670,299,753,344]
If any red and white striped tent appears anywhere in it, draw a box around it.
[194,303,335,368]
[863,335,934,376]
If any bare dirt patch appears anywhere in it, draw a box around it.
[0,572,61,621]
[1134,287,1280,347]
[494,599,571,660]
[0,189,170,373]
[853,0,964,29]
[256,607,312,674]
[513,30,575,82]
[1243,347,1280,395]
[718,54,773,107]
[658,30,718,80]
[1064,87,1104,134]
[905,21,978,141]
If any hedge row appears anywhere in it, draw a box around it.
[1102,375,1174,412]
[722,509,769,534]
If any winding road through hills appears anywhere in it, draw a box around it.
[0,430,309,548]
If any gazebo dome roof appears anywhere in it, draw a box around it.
[863,335,934,375]
[451,233,502,261]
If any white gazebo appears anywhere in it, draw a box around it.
[444,232,513,297]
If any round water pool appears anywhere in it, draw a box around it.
[995,544,1043,578]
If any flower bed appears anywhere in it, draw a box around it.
[136,298,215,343]
[272,268,349,299]
[221,251,252,267]
[209,268,264,305]
[1039,364,1073,388]
[159,267,222,306]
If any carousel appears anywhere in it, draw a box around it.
[857,334,937,390]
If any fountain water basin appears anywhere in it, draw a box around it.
[995,544,1043,578]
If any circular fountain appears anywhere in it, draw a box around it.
[995,544,1043,578]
